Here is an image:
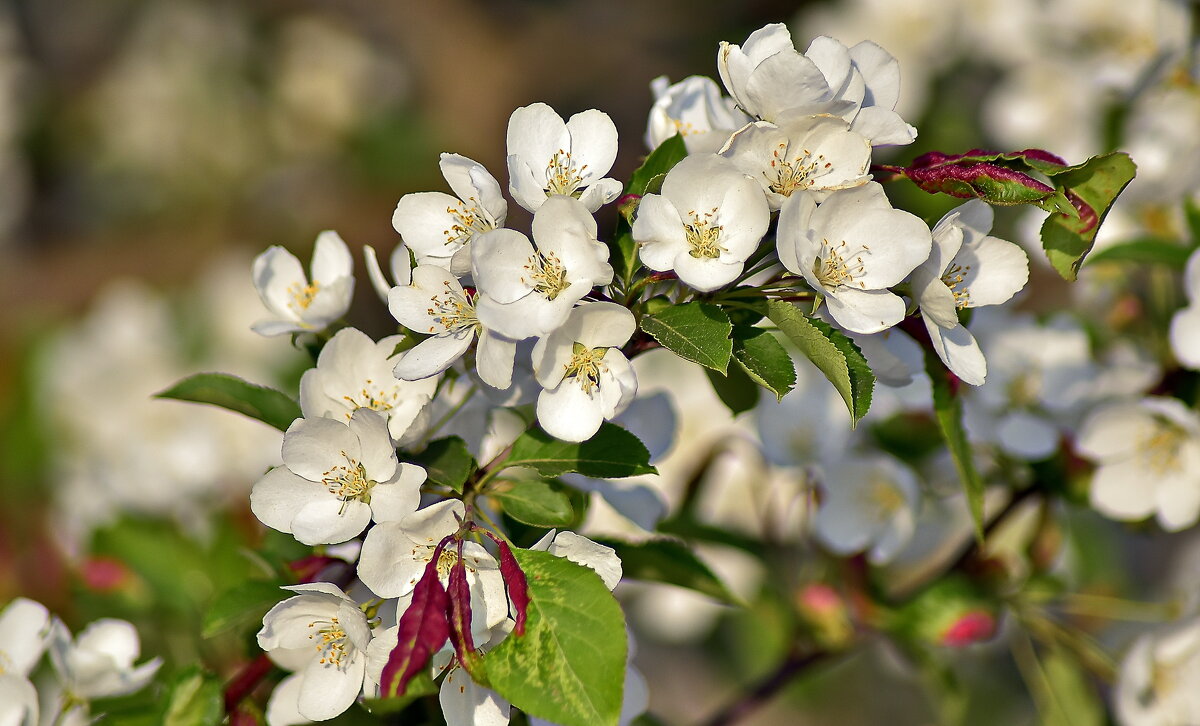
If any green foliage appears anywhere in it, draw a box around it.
[161,667,223,726]
[730,326,796,400]
[505,423,656,478]
[625,134,688,198]
[1084,236,1193,268]
[924,350,985,541]
[766,300,874,425]
[202,579,286,638]
[705,364,759,415]
[1028,647,1105,726]
[412,436,476,493]
[361,672,438,715]
[484,549,627,726]
[492,480,576,527]
[1040,152,1137,280]
[594,537,739,604]
[640,302,733,373]
[155,373,300,431]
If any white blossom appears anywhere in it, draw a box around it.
[812,454,921,565]
[0,598,49,726]
[1170,249,1200,370]
[633,154,769,292]
[251,409,424,545]
[47,618,161,702]
[532,302,638,442]
[363,243,411,303]
[506,102,622,213]
[1115,614,1200,725]
[392,153,507,277]
[644,75,750,154]
[777,182,931,333]
[252,230,354,336]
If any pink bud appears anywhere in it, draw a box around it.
[940,611,996,647]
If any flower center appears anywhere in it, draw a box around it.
[564,342,609,394]
[308,616,351,666]
[322,455,374,512]
[443,198,496,249]
[941,263,972,308]
[425,281,479,334]
[684,208,724,259]
[767,142,828,197]
[1143,421,1188,475]
[342,379,399,415]
[435,548,460,579]
[545,149,587,198]
[671,118,698,137]
[863,476,905,515]
[523,251,570,300]
[288,281,321,311]
[812,238,867,290]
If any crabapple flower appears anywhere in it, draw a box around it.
[717,24,916,145]
[363,243,411,303]
[257,583,372,723]
[357,499,508,633]
[645,75,750,154]
[252,230,354,336]
[1115,614,1200,726]
[251,409,424,545]
[393,153,507,277]
[910,199,1029,385]
[506,102,622,213]
[1170,248,1200,370]
[532,302,638,442]
[0,598,50,726]
[47,617,161,702]
[719,114,871,209]
[632,154,769,292]
[812,454,920,565]
[1077,397,1200,532]
[472,196,614,340]
[299,327,438,446]
[777,182,932,333]
[388,265,517,389]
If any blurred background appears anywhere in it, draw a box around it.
[1,1,1197,724]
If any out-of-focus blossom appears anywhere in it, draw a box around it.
[0,598,50,726]
[1170,249,1200,370]
[1115,614,1200,725]
[47,618,161,701]
[812,454,921,564]
[644,75,750,154]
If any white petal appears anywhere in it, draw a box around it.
[349,409,397,483]
[297,654,364,722]
[0,674,38,726]
[440,667,511,726]
[1090,459,1158,521]
[291,499,372,545]
[956,236,1029,308]
[311,230,353,283]
[545,531,622,590]
[849,40,901,109]
[577,178,623,212]
[358,523,426,598]
[849,106,917,146]
[370,463,425,524]
[0,599,49,676]
[253,246,307,321]
[472,229,537,304]
[393,331,474,381]
[925,318,987,386]
[672,249,744,292]
[633,194,687,272]
[393,192,468,260]
[265,673,309,726]
[1170,305,1200,369]
[282,417,361,483]
[251,469,325,537]
[538,384,605,442]
[476,330,517,390]
[566,109,619,183]
[824,287,906,334]
[996,412,1059,460]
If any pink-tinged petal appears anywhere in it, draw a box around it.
[440,667,511,726]
[348,409,397,483]
[393,331,474,382]
[297,652,365,721]
[925,319,987,386]
[370,464,424,524]
[633,194,687,272]
[824,287,906,334]
[849,106,917,146]
[566,109,618,183]
[471,229,536,304]
[956,236,1029,308]
[1089,459,1157,522]
[577,178,623,212]
[672,249,744,292]
[311,230,353,283]
[538,383,605,442]
[393,191,467,260]
[849,40,901,109]
[476,330,517,390]
[1170,305,1200,369]
[291,499,372,545]
[253,246,306,320]
[282,417,360,482]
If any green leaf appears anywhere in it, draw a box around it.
[705,365,759,416]
[361,672,438,715]
[924,348,985,541]
[411,436,476,493]
[766,300,873,425]
[493,480,575,527]
[1084,237,1193,268]
[155,373,300,431]
[609,229,640,288]
[625,134,688,197]
[1040,648,1105,726]
[161,667,223,726]
[731,326,796,400]
[640,302,733,373]
[484,549,627,726]
[505,423,656,478]
[594,537,738,604]
[202,580,286,638]
[1040,152,1137,280]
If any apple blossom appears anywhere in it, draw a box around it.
[1115,614,1200,726]
[47,617,161,702]
[252,230,354,336]
[363,243,411,303]
[393,153,507,277]
[644,75,750,154]
[251,409,424,545]
[812,454,921,565]
[0,598,49,726]
[532,302,638,442]
[506,102,622,213]
[1170,248,1200,370]
[632,153,769,292]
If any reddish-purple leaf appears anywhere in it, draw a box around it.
[447,541,487,681]
[903,162,1056,205]
[380,539,451,699]
[495,539,530,636]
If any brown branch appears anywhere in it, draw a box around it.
[698,648,832,726]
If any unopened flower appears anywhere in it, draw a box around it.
[252,230,354,336]
[506,102,622,213]
[644,75,750,154]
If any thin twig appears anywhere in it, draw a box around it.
[698,648,831,726]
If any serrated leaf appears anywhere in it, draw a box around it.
[1084,237,1192,268]
[594,538,738,604]
[766,300,873,425]
[202,580,286,638]
[361,672,438,714]
[412,436,476,493]
[924,348,985,541]
[484,549,627,726]
[705,365,759,415]
[640,302,733,373]
[1040,152,1137,280]
[493,480,575,527]
[731,326,796,400]
[505,423,656,478]
[609,229,640,288]
[162,667,223,726]
[625,134,688,197]
[155,373,300,431]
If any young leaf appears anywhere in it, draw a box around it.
[766,300,874,425]
[155,373,300,432]
[411,436,476,493]
[731,326,796,400]
[447,545,486,681]
[161,667,223,726]
[625,134,688,197]
[505,423,656,478]
[1084,237,1193,268]
[705,365,759,416]
[924,349,985,541]
[201,580,287,638]
[484,549,627,726]
[492,480,575,527]
[380,543,451,698]
[1040,152,1137,280]
[494,538,530,635]
[640,302,733,373]
[593,537,739,604]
